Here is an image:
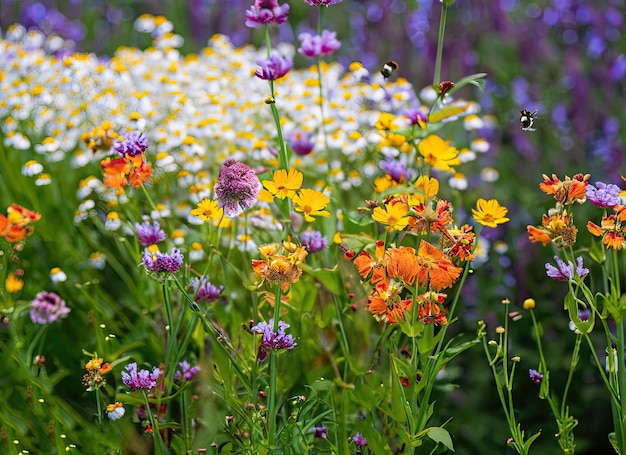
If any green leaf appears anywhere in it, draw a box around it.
[589,238,606,264]
[565,291,595,334]
[426,426,454,451]
[448,72,488,95]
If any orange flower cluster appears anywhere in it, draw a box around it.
[101,154,153,189]
[82,356,112,392]
[348,239,463,325]
[587,205,626,250]
[0,204,41,243]
[252,241,308,291]
[538,173,590,206]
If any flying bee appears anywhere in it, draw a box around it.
[520,109,538,131]
[380,60,399,79]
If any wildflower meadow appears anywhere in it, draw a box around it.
[1,0,625,454]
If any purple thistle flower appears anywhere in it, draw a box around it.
[304,0,343,6]
[29,291,71,324]
[113,131,148,157]
[142,247,184,273]
[214,158,262,217]
[380,158,413,183]
[545,256,589,282]
[352,432,367,447]
[586,181,621,209]
[529,369,543,384]
[175,360,201,381]
[135,220,166,246]
[250,318,297,362]
[300,230,328,253]
[245,0,290,28]
[287,130,315,156]
[189,276,224,303]
[121,362,161,391]
[254,53,293,81]
[297,30,341,59]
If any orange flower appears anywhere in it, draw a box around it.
[416,240,462,291]
[101,154,153,189]
[527,211,577,248]
[443,224,476,262]
[0,204,40,243]
[538,173,589,205]
[587,210,626,250]
[386,246,420,286]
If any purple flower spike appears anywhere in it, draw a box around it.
[29,291,71,324]
[586,181,621,208]
[250,318,297,362]
[121,362,161,391]
[529,369,543,384]
[300,230,328,253]
[135,220,166,246]
[214,158,262,217]
[142,247,184,273]
[245,0,290,28]
[175,360,201,381]
[545,256,589,282]
[113,131,148,157]
[297,30,341,58]
[254,52,293,81]
[189,276,224,303]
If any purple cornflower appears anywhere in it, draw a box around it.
[352,432,368,447]
[529,369,543,384]
[142,247,184,273]
[214,158,262,217]
[287,130,315,156]
[254,52,293,81]
[175,360,201,381]
[250,318,297,362]
[245,0,290,28]
[304,0,343,6]
[401,108,428,127]
[113,131,148,157]
[29,291,71,324]
[188,276,224,303]
[545,256,589,282]
[297,30,341,59]
[300,230,328,253]
[121,362,161,391]
[135,220,166,246]
[309,424,328,438]
[380,158,413,183]
[586,181,621,209]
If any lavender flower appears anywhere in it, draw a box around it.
[287,130,315,156]
[297,30,341,59]
[189,276,224,303]
[175,360,201,381]
[121,362,161,391]
[29,291,71,324]
[245,0,290,28]
[545,256,589,282]
[142,247,184,273]
[214,158,262,217]
[304,0,343,6]
[352,432,368,446]
[250,318,297,362]
[401,108,428,127]
[586,181,621,208]
[113,131,148,157]
[309,424,328,438]
[135,220,166,246]
[529,369,543,384]
[300,230,328,253]
[380,158,413,183]
[254,53,293,81]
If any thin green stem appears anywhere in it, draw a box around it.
[95,388,103,427]
[268,285,283,452]
[433,2,449,87]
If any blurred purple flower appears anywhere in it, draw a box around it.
[380,158,413,183]
[401,108,428,126]
[113,131,148,157]
[300,230,328,253]
[529,369,543,384]
[545,256,589,282]
[142,248,184,273]
[352,432,367,446]
[254,52,293,81]
[297,30,341,58]
[189,276,224,303]
[309,424,328,438]
[214,158,262,217]
[29,291,71,324]
[245,0,290,28]
[121,362,161,391]
[175,360,201,381]
[586,181,621,209]
[135,220,166,246]
[304,0,343,6]
[250,318,297,362]
[286,130,315,156]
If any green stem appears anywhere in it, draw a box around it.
[95,387,103,427]
[162,280,178,396]
[433,2,449,87]
[267,285,283,452]
[142,389,169,455]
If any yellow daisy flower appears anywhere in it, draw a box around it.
[472,198,510,228]
[418,135,461,173]
[408,175,439,205]
[372,200,410,232]
[190,198,224,221]
[292,189,331,222]
[263,168,303,200]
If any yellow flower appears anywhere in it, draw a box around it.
[5,272,24,293]
[263,168,303,200]
[374,112,399,131]
[190,199,223,221]
[472,198,510,228]
[408,175,439,205]
[372,199,410,231]
[292,189,331,222]
[418,135,461,173]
